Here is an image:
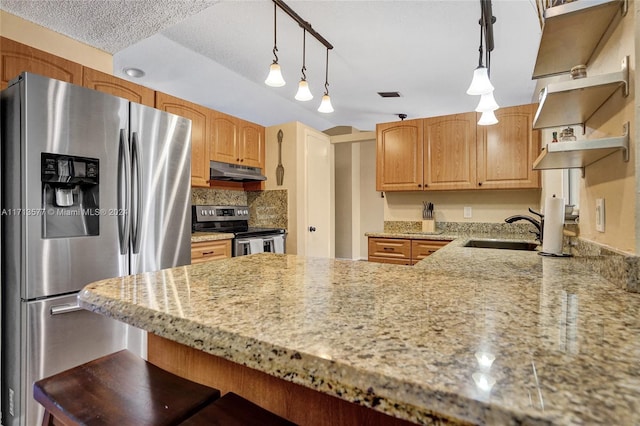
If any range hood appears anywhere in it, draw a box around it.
[210,160,267,182]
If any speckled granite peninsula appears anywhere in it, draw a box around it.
[79,240,640,425]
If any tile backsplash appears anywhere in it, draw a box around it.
[191,188,247,206]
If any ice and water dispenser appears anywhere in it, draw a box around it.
[41,153,99,238]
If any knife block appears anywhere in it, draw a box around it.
[422,219,435,233]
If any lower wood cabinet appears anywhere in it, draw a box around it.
[368,237,450,265]
[191,240,232,264]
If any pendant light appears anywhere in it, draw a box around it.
[265,2,285,87]
[295,29,313,101]
[317,48,334,113]
[478,110,498,125]
[475,91,499,112]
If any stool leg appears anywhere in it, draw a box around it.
[41,410,54,426]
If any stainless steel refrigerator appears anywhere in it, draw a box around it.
[1,72,192,426]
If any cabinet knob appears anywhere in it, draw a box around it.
[424,184,428,188]
[418,184,422,188]
[383,247,394,251]
[309,226,316,232]
[478,182,483,186]
[202,251,215,255]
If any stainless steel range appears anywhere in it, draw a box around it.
[192,205,286,256]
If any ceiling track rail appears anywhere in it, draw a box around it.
[273,0,333,50]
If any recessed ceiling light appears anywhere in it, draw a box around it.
[377,91,401,98]
[123,67,145,78]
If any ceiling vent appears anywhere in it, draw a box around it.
[377,91,401,98]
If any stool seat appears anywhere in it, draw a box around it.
[180,392,297,426]
[33,350,221,426]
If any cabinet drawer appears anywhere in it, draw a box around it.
[191,240,232,264]
[411,240,451,264]
[368,238,411,260]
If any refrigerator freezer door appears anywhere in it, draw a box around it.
[11,294,127,426]
[9,73,130,300]
[129,104,192,274]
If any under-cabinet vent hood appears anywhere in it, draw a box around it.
[210,161,267,182]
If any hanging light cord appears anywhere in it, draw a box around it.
[301,29,307,80]
[323,48,330,95]
[272,2,279,64]
[477,13,484,68]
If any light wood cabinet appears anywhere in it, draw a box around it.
[238,120,265,169]
[424,112,477,190]
[368,238,412,265]
[155,91,211,187]
[0,36,83,89]
[83,67,154,106]
[376,104,541,192]
[211,112,265,170]
[410,240,451,265]
[376,119,424,191]
[368,237,450,265]
[476,104,541,189]
[191,240,232,264]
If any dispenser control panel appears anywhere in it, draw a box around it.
[41,153,99,184]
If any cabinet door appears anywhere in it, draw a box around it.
[476,104,541,189]
[376,119,424,191]
[1,37,82,89]
[423,113,477,190]
[83,67,154,106]
[191,240,232,264]
[210,111,239,164]
[155,92,210,187]
[238,120,265,169]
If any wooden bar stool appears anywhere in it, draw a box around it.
[179,392,297,426]
[33,350,221,426]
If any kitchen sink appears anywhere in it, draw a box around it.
[463,239,539,251]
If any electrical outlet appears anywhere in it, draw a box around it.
[464,206,472,219]
[595,198,605,232]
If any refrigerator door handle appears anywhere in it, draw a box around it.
[131,131,143,254]
[50,302,83,315]
[118,129,131,255]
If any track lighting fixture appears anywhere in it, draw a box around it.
[266,0,334,112]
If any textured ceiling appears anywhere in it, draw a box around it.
[1,0,543,131]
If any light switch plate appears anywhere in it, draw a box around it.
[595,198,605,232]
[464,206,472,219]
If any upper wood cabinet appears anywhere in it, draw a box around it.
[376,119,424,191]
[238,121,265,169]
[210,111,239,164]
[83,67,154,106]
[0,37,82,89]
[476,104,541,190]
[376,104,541,192]
[424,112,477,190]
[155,91,210,187]
[211,112,265,170]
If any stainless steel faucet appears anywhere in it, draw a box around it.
[505,208,544,242]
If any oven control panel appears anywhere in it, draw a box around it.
[193,205,249,222]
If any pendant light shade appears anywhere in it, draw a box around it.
[265,3,285,87]
[317,94,334,113]
[295,80,313,101]
[475,90,499,112]
[466,66,494,96]
[265,63,286,87]
[478,110,498,126]
[295,29,313,101]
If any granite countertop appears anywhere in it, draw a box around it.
[191,231,235,243]
[79,238,640,425]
